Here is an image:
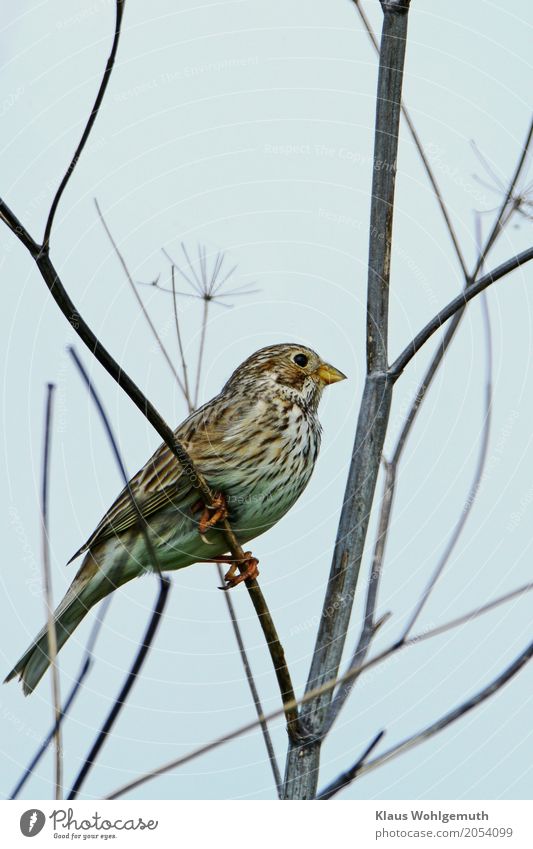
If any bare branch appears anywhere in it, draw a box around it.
[356,640,533,782]
[104,579,532,799]
[42,1,125,250]
[41,384,62,800]
[170,266,193,413]
[366,1,410,374]
[390,246,533,378]
[408,581,533,644]
[316,730,385,800]
[389,117,533,404]
[94,200,188,399]
[9,596,112,800]
[68,578,170,800]
[195,299,209,409]
[401,292,493,638]
[472,116,533,278]
[216,564,282,797]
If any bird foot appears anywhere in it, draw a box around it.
[211,551,260,590]
[195,492,228,537]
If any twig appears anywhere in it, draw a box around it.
[400,211,494,638]
[405,581,533,643]
[472,116,533,277]
[67,348,170,799]
[351,0,468,277]
[41,384,62,800]
[94,199,188,399]
[216,564,283,797]
[170,266,193,413]
[42,1,125,251]
[401,297,493,637]
[355,640,533,782]
[68,579,170,800]
[104,581,533,799]
[9,596,113,800]
[391,118,533,384]
[195,298,209,409]
[389,246,533,378]
[316,730,385,799]
[283,0,411,800]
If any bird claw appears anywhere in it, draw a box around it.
[196,492,229,537]
[214,551,260,590]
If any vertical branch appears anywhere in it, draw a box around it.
[367,0,410,373]
[41,384,63,800]
[282,0,411,799]
[216,564,283,797]
[170,266,193,413]
[94,200,188,398]
[9,596,112,800]
[194,298,209,409]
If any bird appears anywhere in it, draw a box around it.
[5,343,346,695]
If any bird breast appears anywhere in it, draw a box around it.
[206,395,321,538]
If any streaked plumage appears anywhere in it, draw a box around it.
[6,343,346,694]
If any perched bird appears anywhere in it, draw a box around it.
[6,343,346,694]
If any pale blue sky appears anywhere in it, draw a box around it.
[0,0,532,800]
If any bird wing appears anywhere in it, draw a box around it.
[67,401,223,563]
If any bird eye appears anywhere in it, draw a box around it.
[293,353,308,367]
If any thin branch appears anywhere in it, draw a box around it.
[390,246,533,378]
[401,290,493,638]
[41,384,62,800]
[216,564,283,797]
[67,348,170,800]
[391,118,533,386]
[194,298,209,409]
[42,1,125,250]
[68,578,170,800]
[472,116,533,278]
[104,580,533,799]
[170,266,193,413]
[355,640,533,782]
[407,581,533,643]
[351,0,468,277]
[366,1,410,375]
[316,730,385,799]
[9,596,113,800]
[94,199,188,398]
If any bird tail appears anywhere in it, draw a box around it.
[5,546,131,696]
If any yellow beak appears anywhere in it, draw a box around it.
[316,362,347,385]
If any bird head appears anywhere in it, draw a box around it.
[224,343,346,412]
